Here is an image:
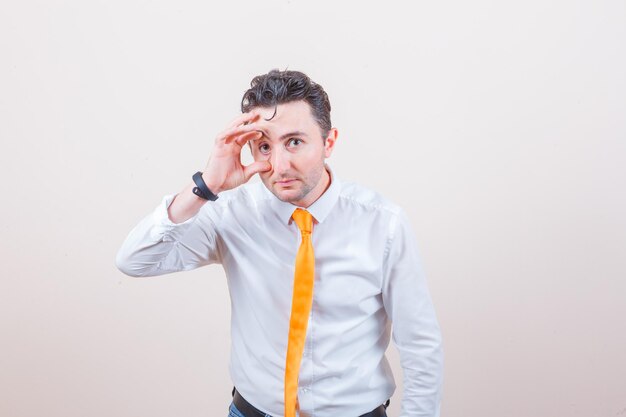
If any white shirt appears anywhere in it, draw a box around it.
[116,164,443,417]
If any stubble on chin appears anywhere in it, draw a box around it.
[271,181,312,203]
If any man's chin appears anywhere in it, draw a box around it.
[269,186,306,203]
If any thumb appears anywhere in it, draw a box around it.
[243,161,271,181]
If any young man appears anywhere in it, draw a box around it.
[116,69,443,417]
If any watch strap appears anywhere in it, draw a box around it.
[192,171,219,201]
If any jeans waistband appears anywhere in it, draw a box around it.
[231,387,389,417]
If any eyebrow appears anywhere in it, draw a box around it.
[251,130,309,142]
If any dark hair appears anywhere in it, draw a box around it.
[241,69,332,139]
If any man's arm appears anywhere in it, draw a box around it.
[115,109,272,277]
[115,191,221,277]
[167,181,212,224]
[381,209,444,417]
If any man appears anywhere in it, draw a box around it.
[116,69,443,417]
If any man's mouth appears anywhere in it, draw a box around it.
[276,179,298,185]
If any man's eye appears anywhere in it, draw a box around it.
[288,138,302,147]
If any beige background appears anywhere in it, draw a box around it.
[1,1,625,416]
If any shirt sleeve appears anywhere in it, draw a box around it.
[381,209,444,417]
[115,193,222,277]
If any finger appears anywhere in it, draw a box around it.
[218,124,263,144]
[243,160,272,182]
[227,110,260,129]
[234,130,263,147]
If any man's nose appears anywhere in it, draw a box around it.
[271,148,291,174]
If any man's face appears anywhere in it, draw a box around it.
[248,100,337,207]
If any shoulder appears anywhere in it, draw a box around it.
[336,179,403,217]
[334,179,411,243]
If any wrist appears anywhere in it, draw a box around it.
[201,173,222,195]
[192,171,219,201]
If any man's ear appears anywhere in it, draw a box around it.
[323,128,338,158]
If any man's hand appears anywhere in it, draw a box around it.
[202,110,272,194]
[166,111,271,224]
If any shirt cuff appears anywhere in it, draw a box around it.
[149,193,199,241]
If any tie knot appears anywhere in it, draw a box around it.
[292,208,313,235]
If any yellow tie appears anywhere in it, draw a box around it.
[284,208,315,417]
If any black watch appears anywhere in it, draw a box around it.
[192,171,219,201]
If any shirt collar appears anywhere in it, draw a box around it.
[267,163,341,226]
